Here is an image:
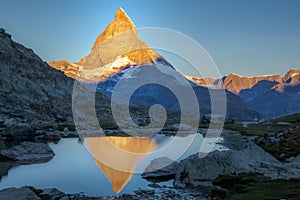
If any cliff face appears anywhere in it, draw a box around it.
[0,28,74,123]
[90,8,138,51]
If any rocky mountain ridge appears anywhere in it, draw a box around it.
[186,70,299,94]
[187,70,300,118]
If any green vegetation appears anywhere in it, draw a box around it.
[261,127,300,161]
[223,122,290,136]
[270,113,300,123]
[210,186,228,199]
[222,113,300,161]
[211,173,300,200]
[223,113,300,137]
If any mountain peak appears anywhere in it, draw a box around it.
[283,69,300,84]
[51,8,167,82]
[115,7,131,21]
[228,73,242,77]
[91,7,137,51]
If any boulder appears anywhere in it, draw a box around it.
[0,187,41,200]
[39,188,65,200]
[173,133,299,188]
[0,142,54,162]
[0,162,12,178]
[2,119,35,139]
[142,157,179,181]
[34,132,61,143]
[0,139,7,150]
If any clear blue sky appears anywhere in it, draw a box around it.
[0,0,299,76]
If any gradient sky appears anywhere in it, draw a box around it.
[0,0,299,77]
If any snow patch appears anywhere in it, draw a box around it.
[78,56,135,81]
[290,72,299,77]
[121,67,138,79]
[230,73,242,77]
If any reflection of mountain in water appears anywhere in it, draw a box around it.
[84,137,157,194]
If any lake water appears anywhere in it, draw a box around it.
[0,134,226,196]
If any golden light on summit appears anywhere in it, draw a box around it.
[49,7,166,83]
[84,136,157,194]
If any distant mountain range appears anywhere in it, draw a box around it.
[186,70,300,118]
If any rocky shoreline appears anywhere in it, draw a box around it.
[0,117,77,161]
[0,185,211,200]
[174,132,300,188]
[0,122,299,199]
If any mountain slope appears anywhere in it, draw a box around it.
[0,28,74,123]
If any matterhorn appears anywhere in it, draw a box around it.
[49,8,261,121]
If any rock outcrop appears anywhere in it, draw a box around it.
[173,133,300,188]
[0,141,54,162]
[0,187,41,200]
[142,157,179,181]
[0,186,209,200]
[1,118,35,140]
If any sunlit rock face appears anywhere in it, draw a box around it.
[48,60,79,79]
[223,73,282,94]
[187,70,300,95]
[84,137,157,194]
[186,73,282,94]
[49,8,165,82]
[90,8,137,51]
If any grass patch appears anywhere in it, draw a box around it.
[223,113,300,137]
[260,127,300,161]
[223,122,290,137]
[211,174,300,200]
[270,113,300,123]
